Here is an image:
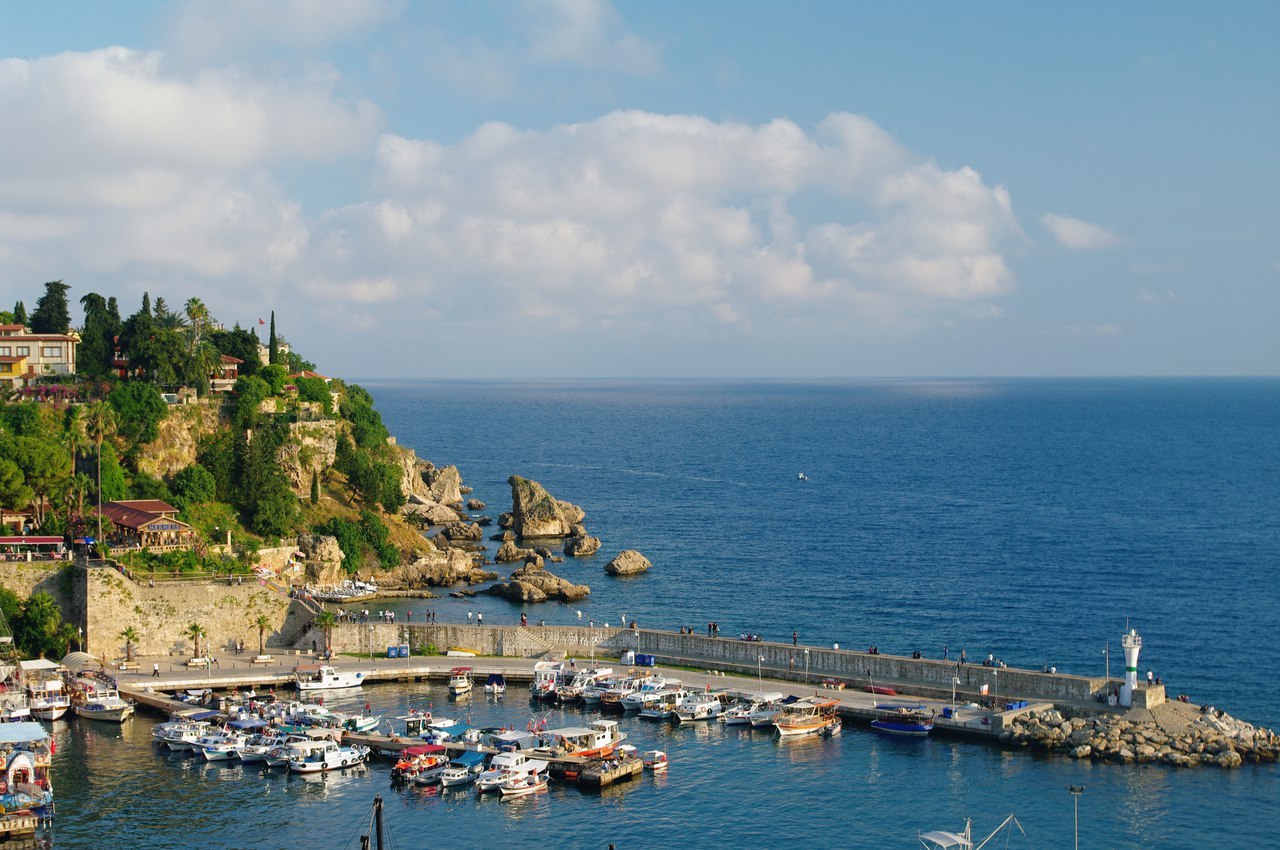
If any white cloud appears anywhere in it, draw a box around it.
[1136,287,1181,303]
[1041,213,1122,250]
[169,0,397,61]
[313,109,1021,330]
[521,0,661,75]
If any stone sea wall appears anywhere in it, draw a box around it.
[83,566,306,659]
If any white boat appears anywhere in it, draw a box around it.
[642,750,668,772]
[196,730,251,761]
[285,739,369,773]
[620,676,674,711]
[499,772,548,797]
[237,732,289,763]
[638,686,692,720]
[0,662,31,721]
[448,666,474,696]
[483,673,506,695]
[673,690,726,723]
[439,750,487,787]
[773,696,841,737]
[556,667,614,703]
[475,750,549,793]
[749,694,800,728]
[72,680,135,723]
[722,692,785,726]
[529,660,566,701]
[156,719,215,751]
[20,659,70,721]
[919,814,1027,849]
[390,744,450,786]
[294,664,365,691]
[537,719,626,758]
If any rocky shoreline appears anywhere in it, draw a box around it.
[1002,701,1280,768]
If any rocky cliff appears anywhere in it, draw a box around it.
[507,475,585,538]
[135,399,222,478]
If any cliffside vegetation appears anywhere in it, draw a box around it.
[0,280,430,579]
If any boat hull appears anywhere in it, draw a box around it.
[74,703,135,722]
[870,719,933,736]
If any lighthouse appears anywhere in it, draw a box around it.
[1119,628,1142,707]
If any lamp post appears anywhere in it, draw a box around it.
[368,624,374,659]
[804,648,810,683]
[951,676,960,710]
[1103,642,1110,682]
[757,655,764,695]
[1068,785,1084,850]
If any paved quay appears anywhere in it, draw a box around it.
[115,649,1025,739]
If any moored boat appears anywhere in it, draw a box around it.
[70,673,135,723]
[498,771,548,797]
[475,750,548,793]
[19,660,69,721]
[483,673,506,696]
[285,739,369,773]
[773,696,841,737]
[293,664,364,691]
[870,704,934,737]
[537,719,626,758]
[447,666,474,696]
[642,749,668,772]
[529,660,566,702]
[439,750,487,787]
[390,744,449,786]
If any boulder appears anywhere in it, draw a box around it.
[1070,745,1092,759]
[379,549,496,588]
[604,550,652,576]
[507,475,581,538]
[467,499,486,510]
[496,540,536,563]
[565,527,602,557]
[498,512,514,529]
[403,499,466,525]
[503,562,591,602]
[425,464,464,506]
[439,522,483,542]
[297,533,345,585]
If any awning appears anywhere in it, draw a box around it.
[449,750,486,768]
[0,722,50,744]
[229,717,268,730]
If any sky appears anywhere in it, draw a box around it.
[2,1,1277,378]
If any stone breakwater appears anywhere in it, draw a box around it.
[1001,703,1280,768]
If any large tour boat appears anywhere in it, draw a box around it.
[870,704,935,737]
[19,660,69,721]
[772,696,841,737]
[536,719,626,758]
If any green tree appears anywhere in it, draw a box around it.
[268,310,278,365]
[12,301,27,326]
[295,377,332,413]
[171,464,216,508]
[309,470,319,505]
[209,324,260,378]
[128,472,172,502]
[83,400,116,546]
[196,430,236,502]
[29,280,71,334]
[229,375,270,430]
[314,610,336,655]
[0,457,32,515]
[250,476,298,537]
[78,292,120,377]
[108,382,167,447]
[185,622,206,659]
[9,435,69,528]
[119,626,140,662]
[258,364,287,395]
[15,592,66,658]
[254,614,272,657]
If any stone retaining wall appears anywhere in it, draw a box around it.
[84,566,306,660]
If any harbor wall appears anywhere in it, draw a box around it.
[317,623,1145,707]
[82,565,306,660]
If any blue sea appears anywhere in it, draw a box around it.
[50,379,1280,848]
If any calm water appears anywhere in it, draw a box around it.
[50,379,1280,848]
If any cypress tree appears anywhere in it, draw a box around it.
[12,302,27,326]
[268,311,278,365]
[310,470,320,504]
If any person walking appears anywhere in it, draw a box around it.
[477,612,483,626]
[467,611,473,624]
[959,648,967,665]
[152,662,160,677]
[792,630,798,646]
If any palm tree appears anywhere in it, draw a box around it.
[185,622,207,660]
[254,614,272,658]
[119,626,140,663]
[83,401,116,553]
[314,611,337,657]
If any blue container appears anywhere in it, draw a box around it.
[635,653,656,667]
[398,645,410,658]
[387,646,398,658]
[941,706,953,719]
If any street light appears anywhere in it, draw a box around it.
[757,655,764,695]
[368,624,374,659]
[804,649,810,683]
[951,676,960,710]
[1068,785,1084,850]
[1103,642,1110,682]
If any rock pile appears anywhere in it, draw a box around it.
[1000,706,1279,769]
[507,475,585,538]
[485,560,590,603]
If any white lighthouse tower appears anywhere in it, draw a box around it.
[1119,628,1142,707]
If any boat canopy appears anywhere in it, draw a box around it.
[918,830,972,849]
[401,744,447,757]
[229,717,269,730]
[0,721,49,744]
[878,704,928,712]
[486,673,505,685]
[449,750,486,768]
[448,666,473,674]
[180,709,222,722]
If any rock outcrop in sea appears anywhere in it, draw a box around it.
[485,559,590,603]
[564,524,601,557]
[604,549,651,576]
[507,475,585,538]
[297,533,345,585]
[379,548,497,589]
[1000,703,1279,768]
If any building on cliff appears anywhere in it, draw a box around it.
[0,324,78,388]
[95,500,197,553]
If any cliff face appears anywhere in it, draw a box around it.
[278,420,339,495]
[135,400,222,478]
[507,475,584,538]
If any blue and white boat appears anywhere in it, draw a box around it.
[870,704,934,737]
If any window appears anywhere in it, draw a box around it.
[16,346,29,355]
[41,346,61,358]
[0,347,9,355]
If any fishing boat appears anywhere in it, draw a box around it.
[749,694,800,728]
[673,689,729,723]
[498,772,548,797]
[0,722,54,823]
[722,692,785,726]
[638,686,692,720]
[439,750,487,787]
[772,696,841,737]
[293,664,364,691]
[555,666,613,704]
[529,660,566,702]
[237,731,290,763]
[390,744,450,786]
[918,814,1027,849]
[475,750,549,793]
[642,750,668,772]
[19,660,69,721]
[70,673,135,723]
[619,676,675,711]
[483,673,506,695]
[196,729,252,761]
[285,739,369,773]
[537,719,626,758]
[871,704,935,737]
[447,667,474,696]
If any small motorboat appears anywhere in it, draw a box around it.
[448,667,474,697]
[484,673,506,695]
[918,814,1027,849]
[439,750,487,787]
[797,472,810,481]
[293,664,364,691]
[870,704,934,737]
[498,772,548,797]
[642,750,668,772]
